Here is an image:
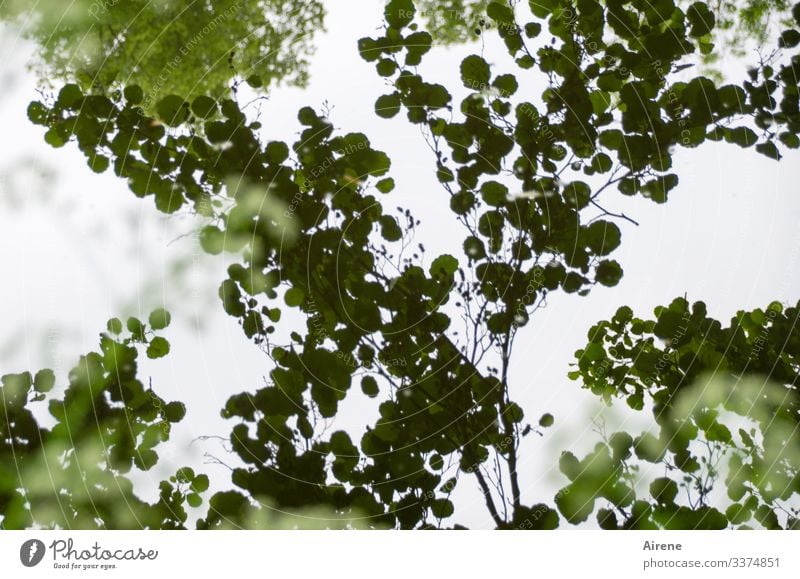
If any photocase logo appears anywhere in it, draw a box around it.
[20,539,46,567]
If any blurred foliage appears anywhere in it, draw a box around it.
[711,0,794,51]
[8,0,800,529]
[562,300,800,529]
[415,0,794,76]
[0,312,194,529]
[0,0,324,108]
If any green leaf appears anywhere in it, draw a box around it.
[525,22,542,38]
[755,141,781,160]
[506,402,524,423]
[650,477,679,504]
[686,2,715,37]
[642,174,679,203]
[57,84,83,108]
[728,126,757,147]
[186,493,203,508]
[627,391,644,410]
[127,317,146,340]
[706,422,732,443]
[404,32,432,66]
[246,74,263,88]
[330,431,355,455]
[135,449,159,470]
[380,215,403,241]
[463,236,486,260]
[266,308,281,323]
[585,221,622,256]
[492,74,518,97]
[176,469,195,484]
[107,318,123,334]
[590,153,613,173]
[156,95,189,127]
[376,178,395,193]
[199,226,225,255]
[516,55,535,69]
[563,181,591,209]
[33,369,55,393]
[164,401,186,422]
[556,483,595,524]
[582,343,605,362]
[192,474,210,493]
[634,433,665,462]
[779,132,800,149]
[358,37,381,62]
[149,308,172,330]
[430,498,454,518]
[385,0,414,28]
[376,58,397,77]
[530,0,558,18]
[44,127,66,148]
[597,508,618,529]
[87,153,109,174]
[480,181,508,206]
[265,141,289,164]
[596,260,623,287]
[589,91,610,115]
[298,106,318,125]
[191,96,218,119]
[124,85,144,105]
[487,1,514,23]
[27,101,49,125]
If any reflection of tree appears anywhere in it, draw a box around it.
[697,0,794,78]
[1,0,324,106]
[414,0,489,45]
[711,0,793,48]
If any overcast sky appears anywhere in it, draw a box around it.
[1,2,798,528]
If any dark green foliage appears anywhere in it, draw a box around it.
[3,0,325,108]
[0,315,193,529]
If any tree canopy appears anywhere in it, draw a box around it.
[1,0,324,109]
[2,0,800,529]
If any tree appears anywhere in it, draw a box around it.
[3,0,800,529]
